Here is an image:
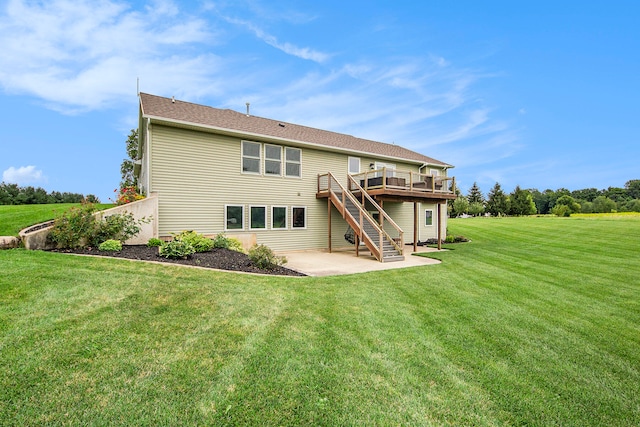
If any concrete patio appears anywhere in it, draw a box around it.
[279,246,443,276]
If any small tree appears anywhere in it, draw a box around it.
[468,201,485,216]
[120,129,139,189]
[452,196,469,217]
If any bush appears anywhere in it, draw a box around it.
[174,230,213,253]
[147,238,163,247]
[158,240,195,259]
[248,244,287,270]
[90,212,147,247]
[227,237,247,254]
[212,233,230,249]
[48,203,148,249]
[99,239,122,251]
[48,203,97,248]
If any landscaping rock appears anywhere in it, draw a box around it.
[0,236,20,249]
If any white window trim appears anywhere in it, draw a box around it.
[285,147,302,178]
[429,168,440,177]
[264,144,282,177]
[291,206,307,230]
[241,141,261,175]
[225,204,245,231]
[271,205,288,230]
[249,205,267,230]
[424,209,434,227]
[348,156,360,174]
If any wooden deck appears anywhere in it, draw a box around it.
[317,168,457,203]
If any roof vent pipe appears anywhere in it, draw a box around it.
[246,102,250,116]
[171,96,175,103]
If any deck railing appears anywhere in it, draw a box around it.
[350,168,455,195]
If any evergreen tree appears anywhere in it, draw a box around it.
[509,186,537,216]
[467,182,484,204]
[486,182,509,216]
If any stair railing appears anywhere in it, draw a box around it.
[322,172,388,261]
[347,175,404,254]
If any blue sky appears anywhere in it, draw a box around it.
[1,0,638,203]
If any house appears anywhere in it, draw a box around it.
[135,93,456,262]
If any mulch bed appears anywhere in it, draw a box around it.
[50,245,306,277]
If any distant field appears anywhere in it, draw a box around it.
[1,215,638,425]
[0,203,114,236]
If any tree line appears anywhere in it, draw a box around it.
[450,179,640,217]
[0,182,99,205]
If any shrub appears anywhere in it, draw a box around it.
[227,237,247,254]
[174,230,213,253]
[248,244,287,270]
[147,238,163,247]
[158,240,195,259]
[90,212,148,247]
[48,203,148,249]
[48,203,97,248]
[99,239,122,251]
[212,233,230,249]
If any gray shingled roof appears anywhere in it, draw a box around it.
[139,93,451,167]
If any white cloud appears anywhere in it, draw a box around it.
[0,0,217,113]
[223,16,330,63]
[3,166,45,185]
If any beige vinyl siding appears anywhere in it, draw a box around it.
[148,124,446,251]
[149,124,355,251]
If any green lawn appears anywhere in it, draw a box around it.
[1,215,639,425]
[0,203,113,236]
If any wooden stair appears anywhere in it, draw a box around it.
[324,173,404,262]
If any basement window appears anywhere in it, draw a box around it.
[225,205,244,231]
[292,206,306,229]
[250,206,267,229]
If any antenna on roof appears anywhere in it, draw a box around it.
[246,102,250,117]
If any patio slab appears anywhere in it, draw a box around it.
[279,246,443,277]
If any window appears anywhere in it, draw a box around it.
[425,209,433,226]
[285,147,301,177]
[226,205,244,230]
[374,161,396,177]
[348,156,360,174]
[242,141,261,174]
[250,206,266,229]
[292,206,306,229]
[429,168,440,177]
[264,144,282,176]
[271,206,287,229]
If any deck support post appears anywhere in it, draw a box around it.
[355,234,359,257]
[413,202,418,253]
[328,198,332,253]
[437,203,442,251]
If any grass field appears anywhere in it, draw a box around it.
[1,214,639,425]
[0,203,113,236]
